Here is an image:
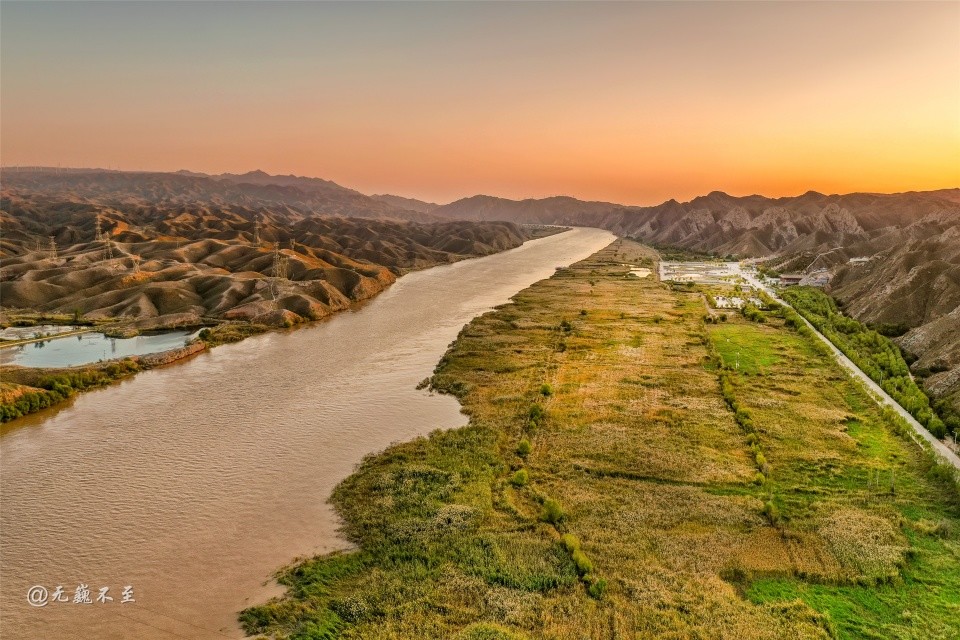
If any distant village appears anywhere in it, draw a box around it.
[657,255,876,310]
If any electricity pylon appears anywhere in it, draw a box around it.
[273,245,287,280]
[270,244,288,300]
[95,215,106,243]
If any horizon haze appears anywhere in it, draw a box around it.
[2,1,959,205]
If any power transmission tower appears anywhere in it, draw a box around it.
[270,244,288,300]
[253,217,261,245]
[48,236,58,261]
[132,254,141,275]
[95,215,106,243]
[273,245,287,280]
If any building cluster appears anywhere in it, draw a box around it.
[778,269,830,288]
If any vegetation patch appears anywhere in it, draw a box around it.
[242,241,960,639]
[198,322,269,346]
[783,287,955,439]
[1,359,141,422]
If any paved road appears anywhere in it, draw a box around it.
[0,328,94,348]
[735,266,960,471]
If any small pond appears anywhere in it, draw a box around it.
[0,330,198,368]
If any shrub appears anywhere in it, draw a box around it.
[560,533,580,553]
[559,319,572,332]
[752,472,766,486]
[516,438,532,458]
[587,577,608,599]
[540,383,553,397]
[541,498,565,525]
[528,404,545,426]
[762,500,780,525]
[509,469,529,487]
[928,416,947,439]
[571,549,593,576]
[579,309,587,316]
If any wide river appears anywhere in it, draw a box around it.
[1,227,614,639]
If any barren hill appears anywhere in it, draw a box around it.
[434,194,622,223]
[371,194,439,214]
[3,168,440,222]
[0,170,532,330]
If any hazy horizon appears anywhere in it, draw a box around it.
[3,1,959,205]
[4,163,959,209]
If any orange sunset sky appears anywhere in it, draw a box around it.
[2,1,958,205]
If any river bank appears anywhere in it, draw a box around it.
[242,240,960,639]
[1,227,615,640]
[0,333,209,422]
[0,227,570,424]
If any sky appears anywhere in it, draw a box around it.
[2,1,958,205]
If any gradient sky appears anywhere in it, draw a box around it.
[2,1,958,205]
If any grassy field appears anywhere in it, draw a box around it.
[242,240,960,639]
[781,286,956,438]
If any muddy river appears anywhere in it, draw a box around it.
[0,227,614,639]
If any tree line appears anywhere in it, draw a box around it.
[782,287,955,439]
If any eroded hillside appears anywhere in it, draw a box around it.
[0,170,533,329]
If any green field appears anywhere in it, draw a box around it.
[710,323,783,375]
[242,241,960,639]
[782,286,956,439]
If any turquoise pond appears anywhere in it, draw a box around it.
[0,330,199,368]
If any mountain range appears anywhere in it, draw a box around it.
[0,169,532,330]
[431,188,960,410]
[2,168,957,411]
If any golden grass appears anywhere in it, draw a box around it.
[241,240,959,640]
